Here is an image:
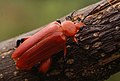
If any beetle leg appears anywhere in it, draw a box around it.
[39,58,51,73]
[72,36,78,43]
[64,36,77,58]
[39,51,67,73]
[56,19,61,24]
[16,36,31,47]
[64,46,67,58]
[16,39,25,47]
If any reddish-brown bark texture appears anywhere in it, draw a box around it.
[0,0,120,81]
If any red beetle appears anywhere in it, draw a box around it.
[12,6,98,73]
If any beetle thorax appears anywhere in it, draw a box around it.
[61,21,77,37]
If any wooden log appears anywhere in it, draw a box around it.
[0,0,120,81]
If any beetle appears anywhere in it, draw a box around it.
[12,5,99,73]
[12,19,85,73]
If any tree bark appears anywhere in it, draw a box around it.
[0,0,120,81]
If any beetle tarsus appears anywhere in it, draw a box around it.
[65,16,72,21]
[16,36,31,47]
[72,36,78,43]
[56,19,61,24]
[16,39,25,47]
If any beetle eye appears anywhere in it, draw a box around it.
[79,26,85,31]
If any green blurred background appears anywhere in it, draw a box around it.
[0,0,119,81]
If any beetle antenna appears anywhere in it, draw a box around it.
[70,10,76,18]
